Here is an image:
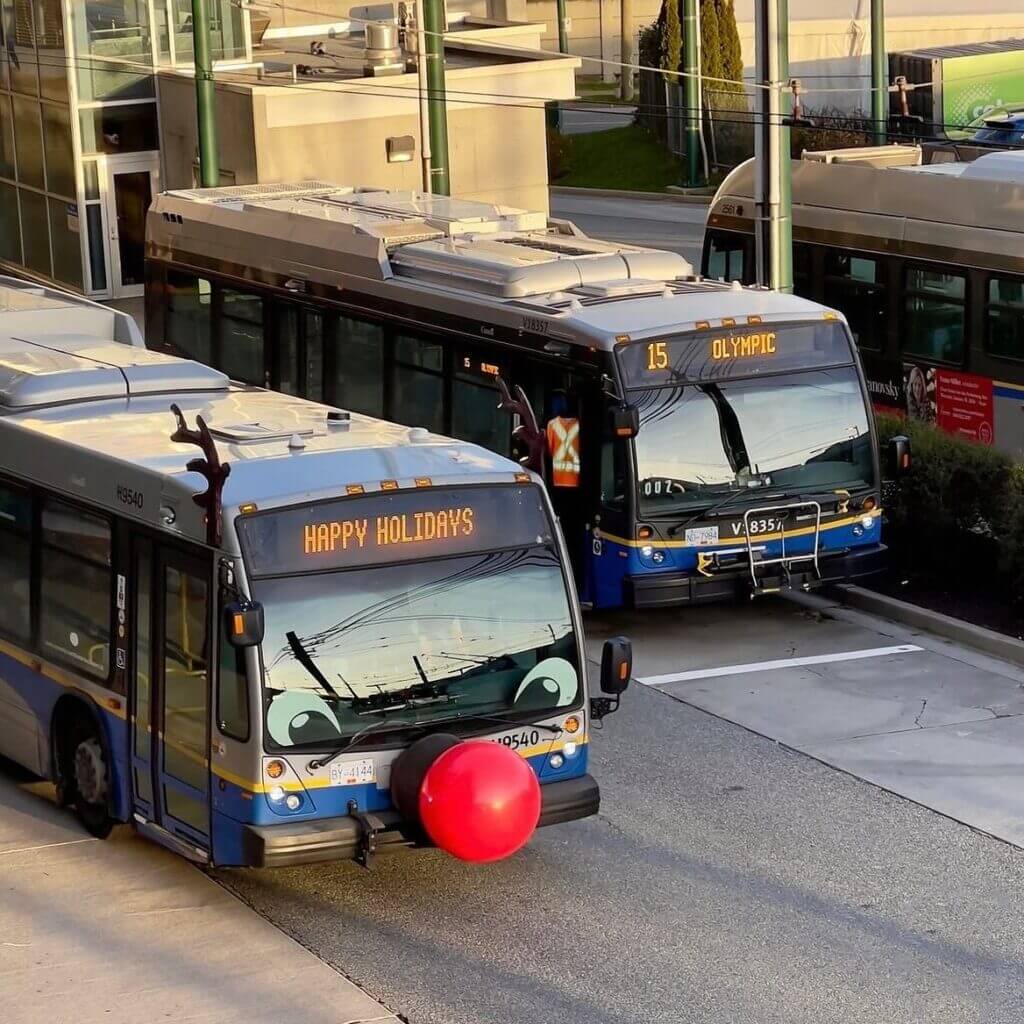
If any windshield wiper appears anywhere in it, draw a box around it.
[286,630,354,701]
[667,484,783,536]
[308,709,562,772]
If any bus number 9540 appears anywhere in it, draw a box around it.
[496,729,541,751]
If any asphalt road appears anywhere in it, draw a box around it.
[549,191,707,265]
[222,597,1024,1024]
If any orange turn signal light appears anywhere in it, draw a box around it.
[265,760,285,780]
[563,715,581,734]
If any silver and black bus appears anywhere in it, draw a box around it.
[145,183,893,608]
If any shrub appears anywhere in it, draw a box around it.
[546,128,572,181]
[874,412,1023,597]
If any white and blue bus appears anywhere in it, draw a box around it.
[0,282,629,867]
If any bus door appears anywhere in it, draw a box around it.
[130,536,213,853]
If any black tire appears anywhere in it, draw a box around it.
[65,717,115,839]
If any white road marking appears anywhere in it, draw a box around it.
[637,644,924,687]
[0,837,99,858]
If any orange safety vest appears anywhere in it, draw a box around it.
[546,416,580,488]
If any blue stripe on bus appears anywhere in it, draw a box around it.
[994,384,1024,400]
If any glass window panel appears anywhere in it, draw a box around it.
[452,378,508,453]
[217,609,249,741]
[36,0,67,102]
[9,0,39,96]
[304,310,325,402]
[391,363,444,433]
[0,480,32,641]
[166,271,212,362]
[394,332,442,371]
[824,253,886,351]
[40,501,112,679]
[0,96,15,179]
[904,268,966,363]
[83,160,99,199]
[85,202,106,291]
[273,303,299,395]
[78,102,158,155]
[41,102,73,196]
[218,287,264,385]
[907,267,965,301]
[987,277,1024,360]
[170,0,247,64]
[0,181,21,264]
[162,566,209,794]
[12,95,43,188]
[18,187,50,276]
[133,544,153,805]
[48,196,82,288]
[600,438,629,512]
[72,0,154,102]
[331,315,383,416]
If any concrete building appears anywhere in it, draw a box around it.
[0,1,576,302]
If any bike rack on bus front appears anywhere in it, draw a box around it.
[742,500,823,595]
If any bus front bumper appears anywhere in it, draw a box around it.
[625,544,887,609]
[239,774,600,868]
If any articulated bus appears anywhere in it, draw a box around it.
[145,183,894,609]
[0,285,629,867]
[705,145,1024,457]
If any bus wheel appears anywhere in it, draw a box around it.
[67,721,115,839]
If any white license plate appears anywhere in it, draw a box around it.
[329,757,376,787]
[684,525,719,546]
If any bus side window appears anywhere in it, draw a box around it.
[217,287,265,386]
[332,315,385,417]
[39,499,114,686]
[904,267,966,364]
[165,271,212,363]
[824,252,886,351]
[0,479,32,642]
[600,438,629,511]
[391,333,445,434]
[706,231,746,283]
[986,276,1024,359]
[217,595,249,742]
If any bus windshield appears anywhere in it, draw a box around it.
[237,486,580,750]
[631,365,875,515]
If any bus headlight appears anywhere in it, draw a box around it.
[641,545,654,558]
[285,794,302,811]
[548,753,565,770]
[861,515,874,530]
[651,551,665,564]
[563,742,578,757]
[268,785,285,802]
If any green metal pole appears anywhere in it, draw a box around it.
[192,0,219,188]
[546,0,569,133]
[423,0,451,195]
[754,0,791,292]
[682,0,702,187]
[777,0,792,292]
[870,0,887,144]
[556,0,569,54]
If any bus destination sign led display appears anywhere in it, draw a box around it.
[240,485,552,576]
[303,506,475,556]
[617,321,854,387]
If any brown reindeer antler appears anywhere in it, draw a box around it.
[170,403,231,547]
[497,376,546,475]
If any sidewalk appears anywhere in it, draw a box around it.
[0,766,400,1024]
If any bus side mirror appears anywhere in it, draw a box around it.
[592,636,632,722]
[888,435,911,477]
[224,601,265,647]
[600,636,632,695]
[610,405,639,439]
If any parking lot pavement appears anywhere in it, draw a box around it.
[589,592,1024,846]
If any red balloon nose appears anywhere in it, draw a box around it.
[418,740,541,862]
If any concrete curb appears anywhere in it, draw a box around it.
[549,185,713,205]
[832,584,1024,668]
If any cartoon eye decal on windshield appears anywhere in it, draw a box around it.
[511,657,579,709]
[266,690,344,746]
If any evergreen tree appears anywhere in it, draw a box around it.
[700,0,722,106]
[715,0,746,109]
[661,0,682,83]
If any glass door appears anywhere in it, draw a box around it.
[101,155,160,299]
[132,539,213,851]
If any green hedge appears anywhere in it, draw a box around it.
[875,413,1024,595]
